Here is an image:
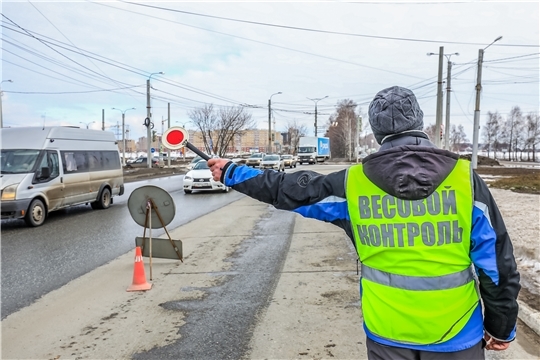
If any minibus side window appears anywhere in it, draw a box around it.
[102,151,121,170]
[88,151,103,171]
[61,151,88,173]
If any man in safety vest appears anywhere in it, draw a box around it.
[208,86,520,359]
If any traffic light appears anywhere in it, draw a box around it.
[152,130,157,142]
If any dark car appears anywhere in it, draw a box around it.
[125,157,163,168]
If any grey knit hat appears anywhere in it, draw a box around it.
[368,86,424,144]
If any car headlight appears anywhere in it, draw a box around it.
[1,183,18,201]
[184,176,192,180]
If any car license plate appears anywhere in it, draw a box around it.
[193,182,210,187]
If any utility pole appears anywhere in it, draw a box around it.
[472,36,502,169]
[356,116,362,163]
[167,102,171,167]
[435,46,444,148]
[146,72,164,168]
[0,79,13,128]
[444,53,459,150]
[102,109,105,131]
[308,96,328,137]
[268,92,282,153]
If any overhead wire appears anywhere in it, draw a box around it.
[119,0,539,48]
[86,0,427,80]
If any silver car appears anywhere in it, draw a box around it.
[259,154,285,172]
[246,153,266,167]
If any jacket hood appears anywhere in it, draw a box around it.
[362,140,459,200]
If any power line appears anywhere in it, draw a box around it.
[119,0,538,48]
[86,1,426,80]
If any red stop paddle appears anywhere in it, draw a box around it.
[161,127,210,160]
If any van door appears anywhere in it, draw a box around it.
[32,150,64,211]
[60,150,91,205]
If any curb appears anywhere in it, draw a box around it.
[518,299,540,336]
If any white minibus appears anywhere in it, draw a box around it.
[1,126,124,226]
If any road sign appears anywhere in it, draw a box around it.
[150,148,155,153]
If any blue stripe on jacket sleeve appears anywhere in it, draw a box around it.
[293,196,349,222]
[470,201,499,285]
[224,164,263,186]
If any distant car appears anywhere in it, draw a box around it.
[280,154,297,168]
[187,155,204,170]
[125,157,163,168]
[246,153,266,167]
[183,160,230,194]
[259,154,285,172]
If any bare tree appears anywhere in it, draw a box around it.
[506,106,522,161]
[188,104,255,157]
[424,124,437,144]
[525,112,540,162]
[482,111,502,159]
[326,99,362,159]
[285,119,308,155]
[449,124,468,152]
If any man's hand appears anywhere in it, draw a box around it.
[208,158,230,182]
[484,333,511,351]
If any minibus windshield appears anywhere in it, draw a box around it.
[0,149,41,174]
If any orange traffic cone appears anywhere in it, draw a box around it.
[127,246,152,292]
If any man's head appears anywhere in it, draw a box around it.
[368,86,424,144]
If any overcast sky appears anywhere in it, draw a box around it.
[2,1,538,145]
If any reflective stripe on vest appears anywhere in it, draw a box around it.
[347,158,478,345]
[361,263,474,291]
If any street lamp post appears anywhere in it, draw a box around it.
[80,121,95,129]
[444,53,459,150]
[268,92,282,153]
[472,36,502,169]
[146,72,164,168]
[308,96,328,137]
[112,107,135,166]
[427,47,444,148]
[0,79,13,128]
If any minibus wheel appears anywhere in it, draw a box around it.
[91,188,111,210]
[25,199,46,227]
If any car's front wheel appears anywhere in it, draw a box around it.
[184,190,192,194]
[25,198,46,227]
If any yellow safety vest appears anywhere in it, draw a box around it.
[346,159,479,345]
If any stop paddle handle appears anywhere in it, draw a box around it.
[186,142,210,161]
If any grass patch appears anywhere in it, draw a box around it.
[489,173,540,194]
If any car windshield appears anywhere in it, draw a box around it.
[193,160,209,170]
[250,153,263,159]
[281,155,292,159]
[1,149,41,174]
[298,146,316,153]
[263,155,279,161]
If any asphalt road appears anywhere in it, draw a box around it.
[0,175,244,319]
